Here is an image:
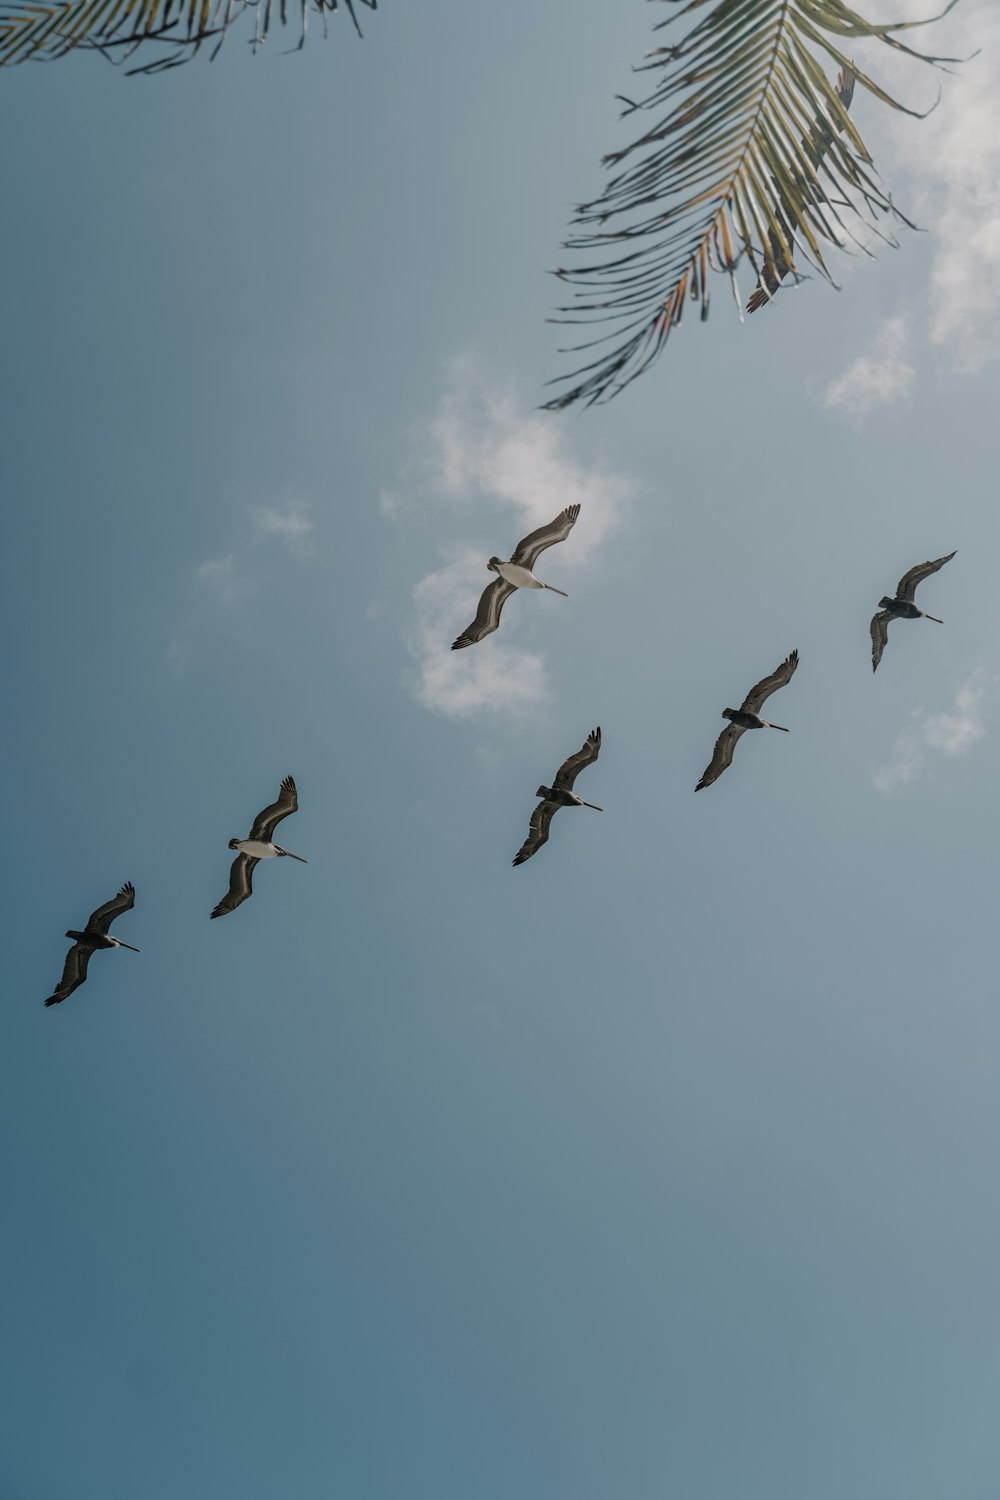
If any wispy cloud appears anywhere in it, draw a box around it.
[168,501,316,673]
[390,358,636,719]
[252,501,315,558]
[873,669,993,793]
[196,554,243,606]
[904,5,1000,373]
[824,314,914,421]
[869,0,1000,374]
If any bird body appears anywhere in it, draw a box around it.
[45,882,139,1007]
[878,598,927,621]
[534,784,599,809]
[513,727,603,866]
[721,707,788,732]
[491,560,565,594]
[696,650,798,790]
[229,838,304,861]
[452,505,580,649]
[870,551,955,671]
[64,930,131,949]
[212,776,307,919]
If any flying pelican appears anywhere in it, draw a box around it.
[44,882,140,1008]
[452,504,580,650]
[870,551,956,672]
[513,727,603,866]
[211,775,307,919]
[696,650,799,791]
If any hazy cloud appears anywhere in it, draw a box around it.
[170,501,315,673]
[905,7,1000,373]
[196,554,243,607]
[253,501,315,558]
[824,315,914,420]
[870,0,1000,373]
[391,358,636,719]
[873,669,993,793]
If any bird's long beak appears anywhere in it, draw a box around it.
[925,613,944,624]
[284,851,309,863]
[580,800,604,811]
[542,584,569,598]
[120,942,142,953]
[768,724,789,733]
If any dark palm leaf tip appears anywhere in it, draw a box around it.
[544,0,963,410]
[0,0,375,71]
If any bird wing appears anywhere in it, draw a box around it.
[512,800,559,867]
[211,854,258,919]
[895,550,956,603]
[510,504,581,571]
[695,724,745,791]
[553,726,601,793]
[741,650,799,715]
[870,610,892,673]
[451,579,516,650]
[249,777,298,842]
[45,941,94,1006]
[85,881,136,937]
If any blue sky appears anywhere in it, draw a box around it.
[2,2,1000,1497]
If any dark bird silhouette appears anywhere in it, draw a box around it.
[870,551,956,672]
[513,727,603,866]
[452,505,580,650]
[696,651,799,791]
[212,776,307,919]
[45,882,139,1007]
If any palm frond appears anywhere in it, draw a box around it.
[0,0,374,71]
[543,0,963,410]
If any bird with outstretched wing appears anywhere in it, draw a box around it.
[212,776,305,919]
[45,882,139,1007]
[513,727,603,866]
[452,505,580,650]
[870,551,955,672]
[696,651,799,791]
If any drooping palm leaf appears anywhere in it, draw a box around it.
[0,0,374,71]
[544,0,962,410]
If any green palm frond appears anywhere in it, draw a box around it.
[0,0,374,71]
[544,0,963,410]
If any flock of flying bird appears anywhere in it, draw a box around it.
[44,509,956,1007]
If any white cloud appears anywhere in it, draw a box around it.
[824,314,914,419]
[873,669,993,792]
[253,501,315,558]
[409,550,548,718]
[391,358,636,719]
[906,5,1000,372]
[868,0,1000,373]
[425,360,629,561]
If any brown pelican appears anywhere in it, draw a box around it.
[211,776,307,919]
[451,504,580,650]
[870,551,956,672]
[696,651,799,791]
[513,727,602,866]
[45,882,139,1007]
